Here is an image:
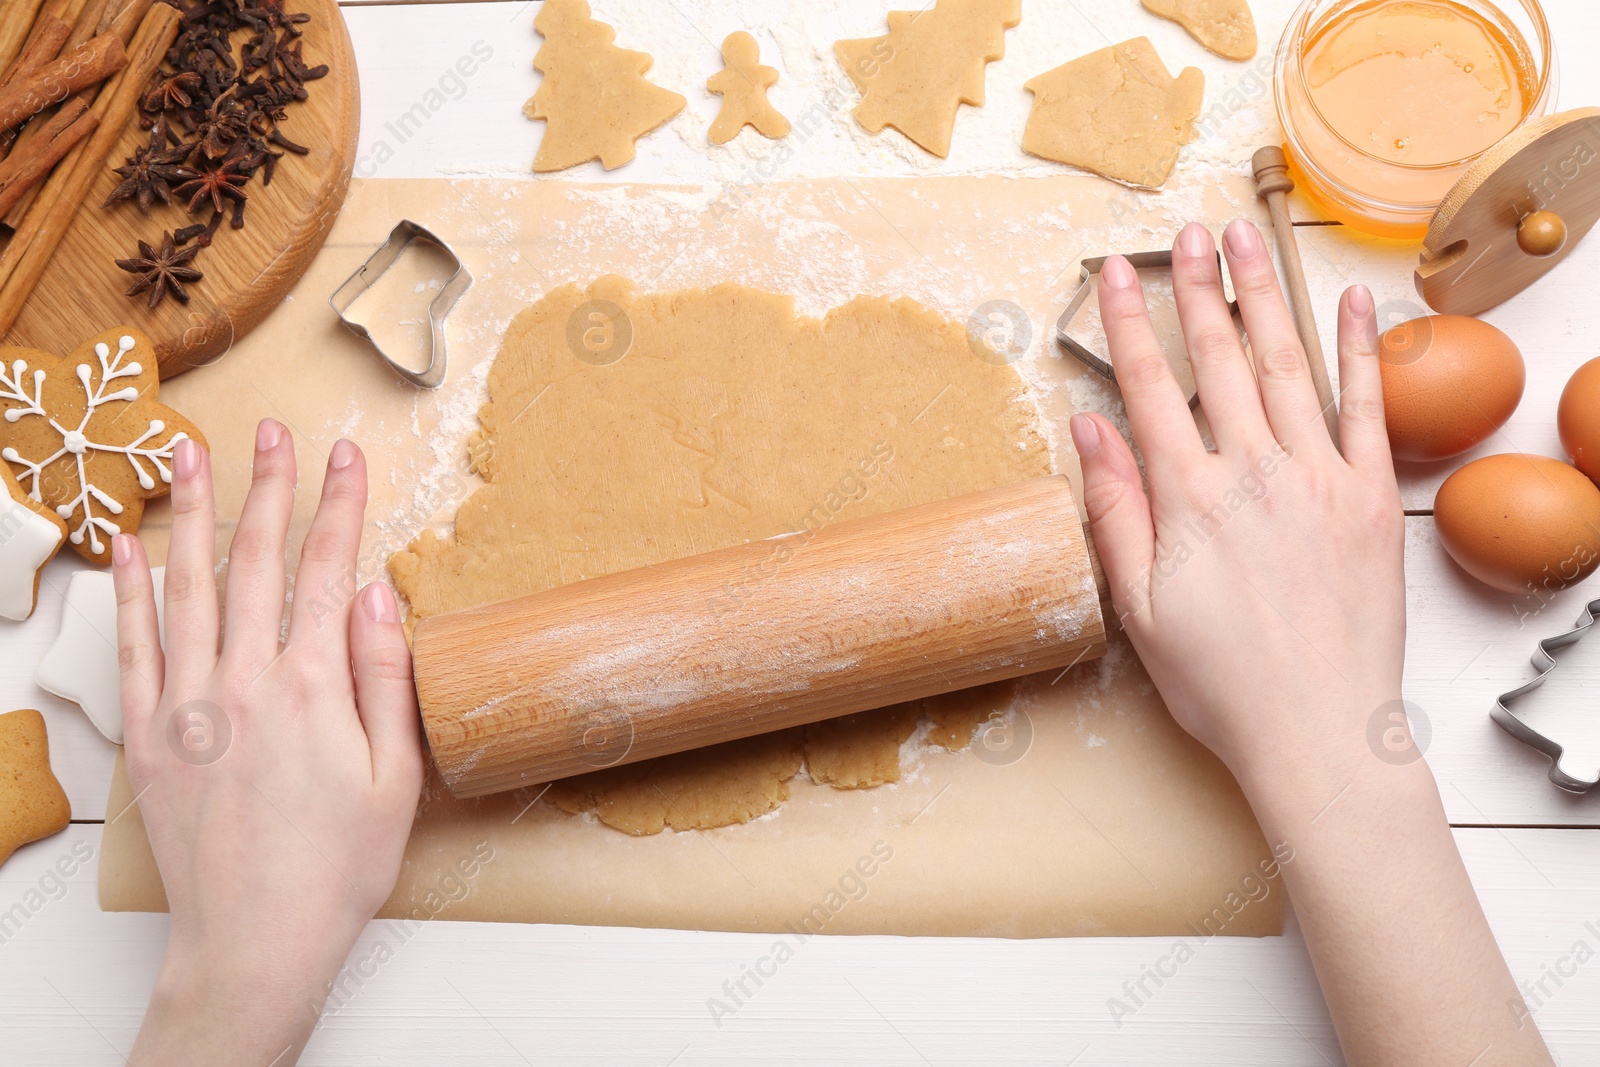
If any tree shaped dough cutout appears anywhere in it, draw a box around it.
[707,31,790,145]
[835,0,1021,159]
[1022,37,1205,188]
[1142,0,1257,61]
[523,0,687,173]
[0,328,204,565]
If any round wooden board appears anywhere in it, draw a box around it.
[1415,107,1600,317]
[0,0,358,379]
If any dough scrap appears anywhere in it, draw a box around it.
[924,679,1021,749]
[1022,37,1205,188]
[389,277,1050,833]
[523,0,686,172]
[707,31,790,145]
[835,0,1021,158]
[805,704,921,789]
[1142,0,1257,61]
[546,730,805,836]
[0,709,70,868]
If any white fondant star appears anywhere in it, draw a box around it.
[36,567,165,745]
[0,495,65,621]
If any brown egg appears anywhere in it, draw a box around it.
[1559,357,1600,484]
[1380,315,1525,462]
[1435,454,1600,595]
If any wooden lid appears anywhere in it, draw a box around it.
[1416,107,1600,316]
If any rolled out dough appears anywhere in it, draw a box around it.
[99,175,1282,938]
[389,275,1054,833]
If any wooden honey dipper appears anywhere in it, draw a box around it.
[412,476,1109,799]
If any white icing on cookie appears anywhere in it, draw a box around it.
[0,496,64,621]
[36,567,166,745]
[0,335,185,556]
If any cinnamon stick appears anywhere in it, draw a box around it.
[0,3,179,338]
[0,0,50,82]
[0,30,127,134]
[2,0,124,226]
[0,98,94,216]
[0,17,71,93]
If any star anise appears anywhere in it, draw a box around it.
[192,96,251,159]
[103,122,199,216]
[174,158,250,220]
[141,70,202,114]
[116,231,204,309]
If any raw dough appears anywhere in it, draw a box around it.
[547,730,805,836]
[389,275,1051,833]
[1142,0,1257,61]
[805,704,920,789]
[36,568,167,745]
[707,31,789,145]
[523,0,686,172]
[1022,37,1205,188]
[0,473,66,622]
[835,0,1021,158]
[0,709,70,868]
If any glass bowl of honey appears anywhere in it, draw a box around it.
[1275,0,1557,238]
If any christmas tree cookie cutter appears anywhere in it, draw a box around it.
[329,220,472,389]
[1055,249,1241,409]
[1492,595,1600,793]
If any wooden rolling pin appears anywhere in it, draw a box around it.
[413,475,1109,799]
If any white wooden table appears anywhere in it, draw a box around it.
[4,1,1600,1063]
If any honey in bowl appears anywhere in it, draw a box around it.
[1275,0,1555,238]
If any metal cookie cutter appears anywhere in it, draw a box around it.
[1493,596,1600,793]
[329,220,472,389]
[1055,250,1242,409]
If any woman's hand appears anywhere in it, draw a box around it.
[1073,219,1406,793]
[1075,220,1551,1067]
[115,421,425,1066]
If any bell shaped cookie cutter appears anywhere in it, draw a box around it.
[1492,596,1600,793]
[329,220,472,389]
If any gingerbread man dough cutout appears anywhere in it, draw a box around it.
[0,709,71,868]
[0,472,66,621]
[0,327,205,565]
[523,0,687,172]
[707,31,790,145]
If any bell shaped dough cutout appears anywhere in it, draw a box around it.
[707,31,790,145]
[1142,0,1257,61]
[0,709,70,868]
[1022,38,1204,188]
[523,0,687,172]
[835,0,1021,158]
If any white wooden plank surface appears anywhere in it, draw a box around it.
[4,0,1600,1062]
[1,826,1596,1065]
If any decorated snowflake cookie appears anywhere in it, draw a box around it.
[0,328,204,565]
[0,473,67,621]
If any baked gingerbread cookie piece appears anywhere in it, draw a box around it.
[1022,37,1205,187]
[0,709,71,868]
[0,471,67,621]
[707,31,789,145]
[523,0,686,172]
[0,327,204,565]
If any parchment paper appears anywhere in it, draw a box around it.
[99,175,1283,937]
